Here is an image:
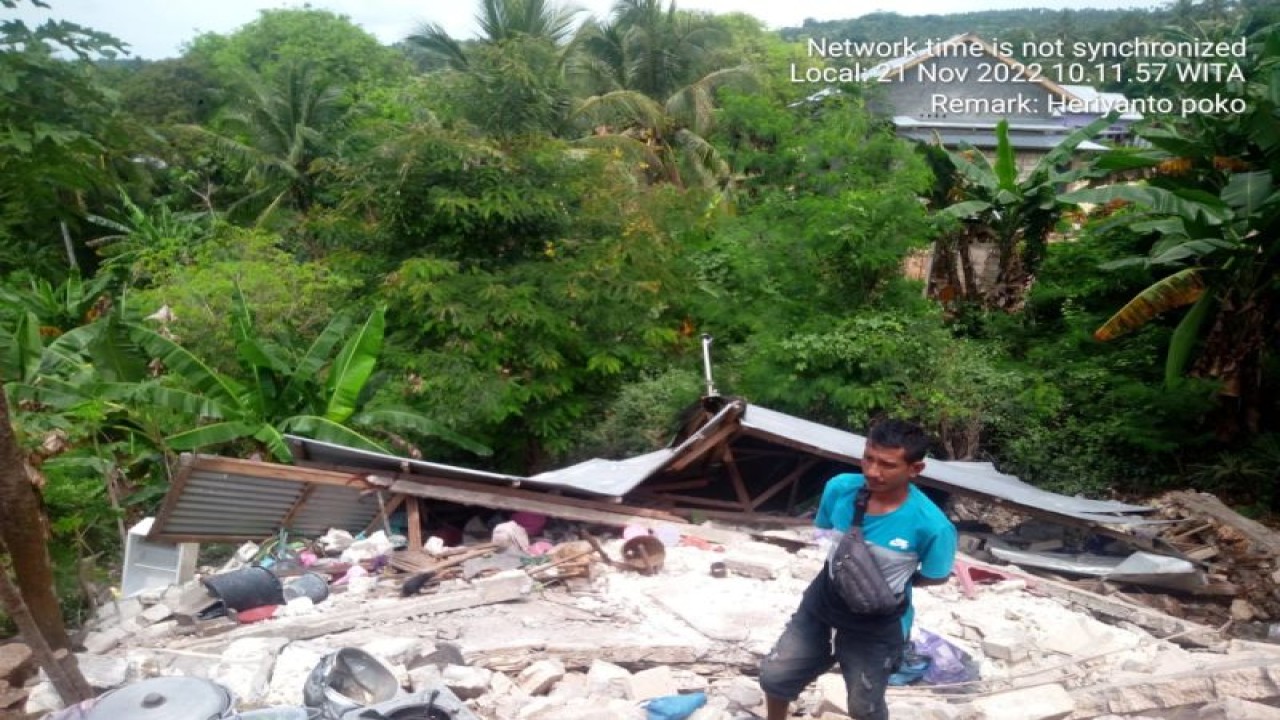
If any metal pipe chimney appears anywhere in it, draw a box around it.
[701,334,718,398]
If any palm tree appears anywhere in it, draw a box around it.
[183,62,344,225]
[582,0,728,101]
[406,0,583,70]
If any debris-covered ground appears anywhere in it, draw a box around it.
[5,513,1280,720]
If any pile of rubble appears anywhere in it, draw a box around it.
[8,518,1280,720]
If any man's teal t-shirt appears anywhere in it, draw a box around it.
[814,473,957,637]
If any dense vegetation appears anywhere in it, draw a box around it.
[1,0,1276,640]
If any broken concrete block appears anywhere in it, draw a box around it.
[409,664,444,693]
[474,569,534,602]
[814,673,847,716]
[586,659,632,699]
[139,602,173,626]
[24,681,64,716]
[627,665,678,701]
[72,653,128,690]
[361,636,426,667]
[264,641,328,706]
[721,675,764,711]
[548,671,589,700]
[490,670,524,699]
[517,658,565,695]
[1199,697,1280,720]
[443,663,493,700]
[982,634,1031,662]
[967,684,1074,720]
[140,619,178,642]
[211,636,290,706]
[722,541,792,580]
[1232,599,1260,622]
[82,626,128,654]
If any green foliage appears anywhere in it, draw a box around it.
[0,2,133,273]
[130,226,358,366]
[184,8,410,91]
[382,134,576,265]
[566,368,703,461]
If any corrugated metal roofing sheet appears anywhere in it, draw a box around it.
[152,459,379,541]
[739,404,1155,525]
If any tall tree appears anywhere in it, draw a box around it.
[0,379,72,652]
[406,0,582,70]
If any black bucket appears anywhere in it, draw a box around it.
[202,566,285,611]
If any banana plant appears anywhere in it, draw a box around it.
[1058,23,1280,432]
[129,292,489,461]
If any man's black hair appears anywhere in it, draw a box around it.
[867,419,929,463]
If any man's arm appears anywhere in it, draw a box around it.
[911,571,951,587]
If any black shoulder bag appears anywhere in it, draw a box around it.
[828,487,903,615]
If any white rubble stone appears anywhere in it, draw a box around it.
[264,640,328,706]
[82,626,128,654]
[23,681,63,716]
[443,663,493,700]
[360,636,427,667]
[490,670,524,699]
[523,696,643,720]
[548,672,590,700]
[139,602,173,626]
[139,619,178,642]
[409,664,444,693]
[212,636,290,706]
[627,665,678,701]
[722,541,793,580]
[814,673,847,716]
[982,633,1031,662]
[71,653,128,689]
[720,675,764,711]
[517,658,565,695]
[1232,599,1260,622]
[1199,697,1280,720]
[966,683,1074,720]
[887,697,962,720]
[586,660,633,699]
[473,569,534,602]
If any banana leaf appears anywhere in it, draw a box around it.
[1166,291,1214,386]
[130,324,245,407]
[165,420,263,451]
[323,306,385,424]
[1095,267,1207,341]
[1062,185,1232,225]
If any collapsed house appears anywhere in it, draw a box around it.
[12,396,1278,719]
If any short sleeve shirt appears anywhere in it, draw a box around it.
[804,473,957,635]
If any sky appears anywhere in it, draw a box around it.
[13,0,1165,60]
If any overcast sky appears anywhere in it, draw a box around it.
[14,0,1165,60]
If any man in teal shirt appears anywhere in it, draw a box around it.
[759,419,957,720]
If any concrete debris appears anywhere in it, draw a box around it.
[15,528,1280,720]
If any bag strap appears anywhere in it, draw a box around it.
[852,487,871,528]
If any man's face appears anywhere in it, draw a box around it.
[861,442,925,495]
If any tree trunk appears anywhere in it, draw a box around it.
[0,390,72,651]
[0,552,92,705]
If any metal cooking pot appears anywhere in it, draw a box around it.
[87,676,234,720]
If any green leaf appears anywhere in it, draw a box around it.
[6,311,44,383]
[282,311,353,402]
[165,421,263,451]
[938,200,992,220]
[993,119,1017,190]
[1095,267,1207,341]
[1220,171,1274,215]
[279,415,390,454]
[130,324,245,407]
[323,306,385,423]
[1062,185,1231,225]
[1166,291,1213,386]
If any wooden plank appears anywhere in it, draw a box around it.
[1166,491,1280,556]
[194,455,371,489]
[750,458,818,511]
[720,446,753,511]
[297,459,685,524]
[640,493,749,511]
[150,454,197,540]
[668,401,746,472]
[363,494,404,536]
[644,478,713,492]
[407,496,423,551]
[379,478,748,546]
[279,484,317,529]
